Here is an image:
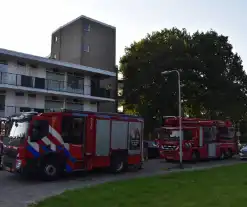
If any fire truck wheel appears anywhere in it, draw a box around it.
[40,159,61,181]
[110,158,125,173]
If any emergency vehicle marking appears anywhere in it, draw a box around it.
[41,136,50,145]
[26,125,77,170]
[27,145,40,158]
[49,126,64,144]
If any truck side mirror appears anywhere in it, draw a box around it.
[30,127,40,142]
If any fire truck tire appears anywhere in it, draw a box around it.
[39,158,62,181]
[110,157,125,173]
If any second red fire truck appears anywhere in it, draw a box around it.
[1,110,144,180]
[155,117,237,161]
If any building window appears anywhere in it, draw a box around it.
[30,64,38,68]
[15,92,24,96]
[34,108,44,113]
[54,36,58,42]
[83,45,90,52]
[0,60,8,72]
[21,75,33,87]
[28,93,36,98]
[84,24,91,32]
[0,60,7,65]
[34,77,45,89]
[17,61,26,67]
[61,116,85,144]
[20,107,31,112]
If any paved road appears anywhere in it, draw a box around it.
[0,158,244,207]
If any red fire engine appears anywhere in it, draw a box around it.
[0,117,8,169]
[156,117,237,161]
[1,110,144,180]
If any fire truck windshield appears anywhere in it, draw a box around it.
[167,129,193,140]
[218,127,235,139]
[9,121,29,139]
[153,128,193,140]
[152,128,172,140]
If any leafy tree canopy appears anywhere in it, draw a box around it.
[119,28,247,134]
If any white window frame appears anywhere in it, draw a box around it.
[83,45,90,52]
[84,24,91,32]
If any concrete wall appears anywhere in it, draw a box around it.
[3,90,98,117]
[51,20,83,64]
[51,16,117,113]
[80,19,116,72]
[8,62,46,78]
[4,90,45,116]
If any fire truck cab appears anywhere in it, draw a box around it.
[2,110,144,180]
[157,117,237,161]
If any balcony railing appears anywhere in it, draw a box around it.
[0,105,86,118]
[0,105,44,118]
[0,72,112,99]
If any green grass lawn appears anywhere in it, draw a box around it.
[31,163,247,207]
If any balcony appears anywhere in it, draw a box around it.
[0,105,45,117]
[91,87,111,98]
[0,72,112,99]
[0,105,86,118]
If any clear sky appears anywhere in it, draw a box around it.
[1,0,247,69]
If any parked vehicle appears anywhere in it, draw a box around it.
[0,117,8,169]
[158,117,237,161]
[2,110,144,180]
[239,144,247,159]
[152,127,171,158]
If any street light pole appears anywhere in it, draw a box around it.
[161,70,183,169]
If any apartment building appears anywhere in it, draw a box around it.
[0,48,115,117]
[50,15,117,112]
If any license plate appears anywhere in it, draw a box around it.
[166,156,173,159]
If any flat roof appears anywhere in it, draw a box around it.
[0,48,116,77]
[52,15,116,34]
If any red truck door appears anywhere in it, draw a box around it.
[28,116,52,158]
[60,114,86,170]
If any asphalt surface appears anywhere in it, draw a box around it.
[0,158,244,207]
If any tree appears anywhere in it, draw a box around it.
[190,30,247,121]
[120,28,247,135]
